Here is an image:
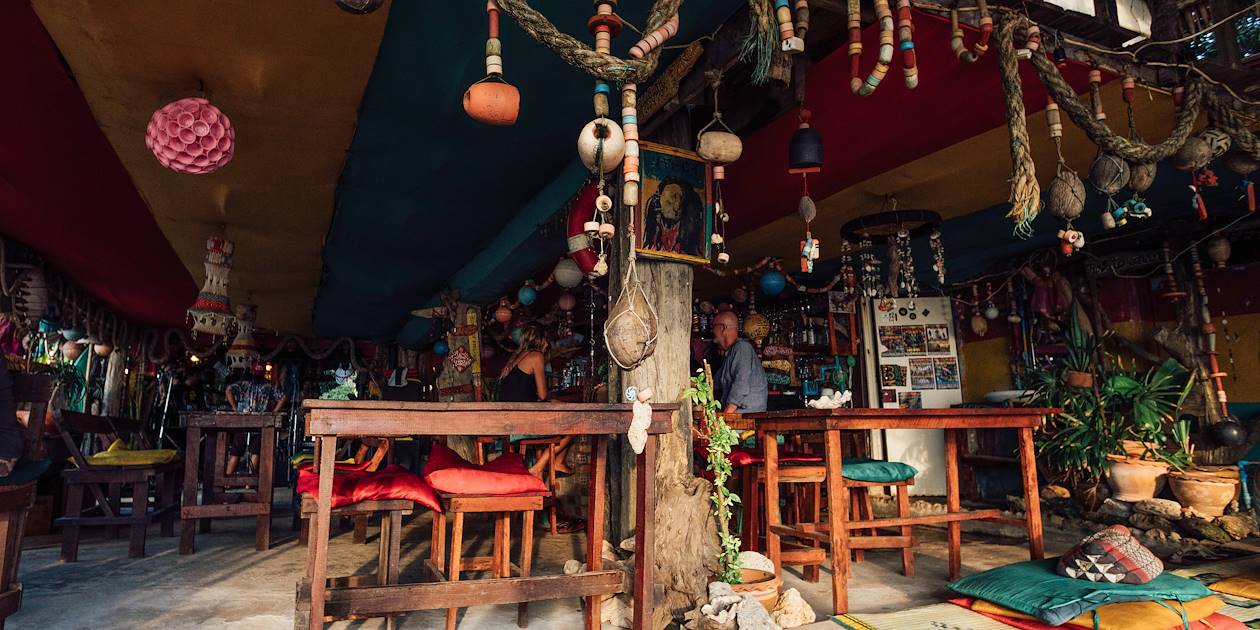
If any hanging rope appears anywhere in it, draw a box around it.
[741,0,777,85]
[996,17,1039,238]
[494,0,680,82]
[1202,88,1260,160]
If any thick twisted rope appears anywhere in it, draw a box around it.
[1203,89,1260,160]
[495,0,681,82]
[996,17,1039,238]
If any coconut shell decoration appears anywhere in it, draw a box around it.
[697,130,743,164]
[1170,136,1212,172]
[1199,128,1232,160]
[604,276,658,370]
[1047,170,1086,221]
[1223,149,1259,176]
[1090,154,1130,195]
[1127,162,1157,193]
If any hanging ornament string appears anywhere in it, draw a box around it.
[849,0,893,95]
[949,0,991,63]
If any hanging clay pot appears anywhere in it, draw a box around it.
[61,339,84,362]
[1170,136,1212,171]
[1205,237,1231,268]
[93,342,113,358]
[1127,162,1157,193]
[1198,128,1232,160]
[1047,170,1086,221]
[697,130,743,164]
[557,292,577,312]
[463,78,520,126]
[1090,154,1129,195]
[1223,149,1259,176]
[577,118,625,173]
[798,195,817,223]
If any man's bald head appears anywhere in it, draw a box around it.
[713,310,739,350]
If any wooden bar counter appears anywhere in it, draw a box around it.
[297,400,678,630]
[744,406,1058,615]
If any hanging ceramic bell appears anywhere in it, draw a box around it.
[577,118,626,173]
[788,109,823,169]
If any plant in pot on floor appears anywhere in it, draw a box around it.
[686,364,781,610]
[1165,419,1241,517]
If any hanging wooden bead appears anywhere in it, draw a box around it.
[1088,68,1106,121]
[1016,23,1041,59]
[629,13,679,58]
[949,0,991,63]
[773,0,805,53]
[850,0,900,96]
[622,83,640,207]
[895,0,917,87]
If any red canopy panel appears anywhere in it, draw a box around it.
[0,2,195,328]
[724,11,1100,238]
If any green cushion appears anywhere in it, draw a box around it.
[0,458,50,487]
[841,458,917,483]
[948,559,1213,626]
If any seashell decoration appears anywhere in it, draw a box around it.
[577,118,626,173]
[798,195,817,223]
[1169,136,1212,172]
[1127,162,1156,193]
[1047,170,1086,221]
[1090,154,1130,195]
[145,98,235,175]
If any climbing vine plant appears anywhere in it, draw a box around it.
[685,363,742,584]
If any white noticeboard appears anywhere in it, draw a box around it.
[869,296,961,495]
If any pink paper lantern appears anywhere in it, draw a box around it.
[145,97,235,174]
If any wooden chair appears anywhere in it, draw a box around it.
[427,490,547,630]
[0,374,54,628]
[474,436,564,535]
[53,409,180,561]
[295,438,392,546]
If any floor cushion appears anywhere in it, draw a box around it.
[841,458,917,483]
[1210,575,1260,600]
[970,595,1222,629]
[296,463,441,512]
[952,598,1241,630]
[423,442,548,496]
[80,439,177,467]
[948,559,1214,626]
[1057,524,1164,584]
[0,458,50,486]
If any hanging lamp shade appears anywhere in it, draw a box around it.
[187,237,235,336]
[225,303,260,369]
[788,109,823,169]
[145,98,235,175]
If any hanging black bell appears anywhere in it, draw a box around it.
[1209,418,1246,448]
[789,109,823,170]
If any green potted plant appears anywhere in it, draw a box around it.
[685,364,780,609]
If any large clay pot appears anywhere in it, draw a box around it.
[728,567,781,610]
[1169,472,1238,517]
[463,78,520,126]
[1106,455,1169,502]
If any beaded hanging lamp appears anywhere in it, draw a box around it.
[225,303,260,369]
[187,236,236,336]
[145,97,234,175]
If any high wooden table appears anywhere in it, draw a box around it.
[180,412,281,554]
[297,400,677,630]
[744,407,1057,615]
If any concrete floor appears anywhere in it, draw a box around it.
[11,492,1078,630]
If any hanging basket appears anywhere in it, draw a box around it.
[605,262,658,370]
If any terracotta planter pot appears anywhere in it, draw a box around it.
[1065,370,1094,388]
[1169,472,1239,517]
[463,78,520,126]
[729,567,781,610]
[1106,455,1169,502]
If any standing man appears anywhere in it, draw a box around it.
[712,310,768,413]
[224,363,287,475]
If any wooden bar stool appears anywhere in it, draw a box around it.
[474,435,564,535]
[294,439,392,545]
[427,491,547,629]
[180,412,280,554]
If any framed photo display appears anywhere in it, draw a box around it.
[635,142,712,264]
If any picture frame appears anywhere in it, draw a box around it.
[635,141,712,264]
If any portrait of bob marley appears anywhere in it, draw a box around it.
[642,176,704,258]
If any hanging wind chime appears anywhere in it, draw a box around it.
[1044,97,1086,255]
[576,0,627,278]
[696,71,742,265]
[841,240,858,296]
[1087,69,1134,231]
[929,229,946,285]
[848,0,917,96]
[464,1,520,126]
[949,0,991,63]
[893,228,917,307]
[789,108,823,272]
[858,238,881,298]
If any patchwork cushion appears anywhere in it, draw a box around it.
[80,439,177,467]
[296,463,441,512]
[1057,525,1163,584]
[423,442,548,496]
[842,458,917,483]
[948,559,1213,626]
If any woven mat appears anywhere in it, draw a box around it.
[832,602,1016,630]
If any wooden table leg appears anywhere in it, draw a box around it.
[180,426,201,555]
[823,429,850,615]
[632,434,656,630]
[308,436,336,630]
[256,426,275,551]
[763,431,782,574]
[944,428,962,580]
[1018,427,1045,560]
[585,435,607,630]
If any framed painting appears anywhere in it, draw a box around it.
[635,141,712,264]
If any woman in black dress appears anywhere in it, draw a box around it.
[499,323,575,476]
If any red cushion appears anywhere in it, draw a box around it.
[296,464,442,512]
[423,442,549,496]
[693,443,823,467]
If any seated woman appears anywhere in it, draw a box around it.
[498,323,574,476]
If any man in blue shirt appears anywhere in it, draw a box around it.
[712,311,768,413]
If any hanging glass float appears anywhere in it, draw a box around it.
[517,282,537,306]
[433,339,450,357]
[464,1,520,126]
[494,298,514,324]
[760,269,787,297]
[187,237,235,336]
[557,292,577,312]
[145,97,234,175]
[225,303,260,370]
[553,258,585,289]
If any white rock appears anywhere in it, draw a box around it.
[619,537,636,553]
[739,551,775,574]
[736,595,782,630]
[563,559,586,575]
[769,588,816,628]
[602,593,634,628]
[603,539,621,562]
